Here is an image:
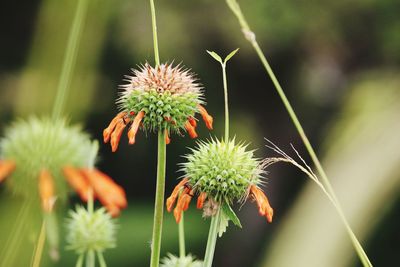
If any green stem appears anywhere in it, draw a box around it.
[203,208,221,267]
[225,1,372,266]
[178,213,186,258]
[51,0,89,120]
[31,221,46,267]
[76,254,84,267]
[222,64,229,141]
[97,251,107,267]
[149,0,160,66]
[86,250,95,267]
[150,131,167,267]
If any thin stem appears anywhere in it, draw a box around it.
[150,131,167,267]
[51,0,89,120]
[31,221,46,267]
[203,208,221,267]
[225,1,372,266]
[86,250,95,267]
[149,0,160,66]
[97,251,107,267]
[222,64,229,141]
[178,213,186,258]
[76,254,84,267]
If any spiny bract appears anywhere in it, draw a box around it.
[182,138,264,203]
[66,206,117,254]
[0,117,95,200]
[118,63,203,133]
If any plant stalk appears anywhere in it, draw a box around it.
[178,213,186,258]
[31,221,46,267]
[52,0,89,120]
[222,64,229,141]
[225,1,372,266]
[203,208,221,267]
[149,0,160,66]
[150,131,167,267]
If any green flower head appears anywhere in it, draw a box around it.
[167,138,274,225]
[160,253,202,267]
[103,63,214,152]
[0,117,94,202]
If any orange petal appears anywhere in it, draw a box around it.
[62,166,91,202]
[197,192,207,209]
[250,185,273,223]
[166,178,188,212]
[110,120,128,152]
[198,105,213,130]
[103,112,127,143]
[185,121,198,139]
[165,129,171,145]
[173,189,193,223]
[82,169,127,217]
[0,160,16,183]
[127,111,145,145]
[39,169,55,213]
[188,116,197,128]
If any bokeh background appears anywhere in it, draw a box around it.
[1,0,399,266]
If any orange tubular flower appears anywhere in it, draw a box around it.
[39,169,55,213]
[184,121,198,139]
[81,169,127,217]
[63,166,91,202]
[197,192,207,209]
[0,160,16,183]
[166,178,188,212]
[173,188,193,223]
[165,130,171,144]
[249,185,274,223]
[127,111,145,144]
[103,112,127,143]
[198,105,213,130]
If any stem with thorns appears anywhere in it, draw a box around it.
[225,1,372,266]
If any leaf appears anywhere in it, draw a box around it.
[206,50,223,63]
[224,48,239,63]
[218,211,229,237]
[222,202,242,228]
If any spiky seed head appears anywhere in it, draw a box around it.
[0,117,95,200]
[182,138,264,204]
[66,206,117,254]
[118,63,204,132]
[160,253,203,267]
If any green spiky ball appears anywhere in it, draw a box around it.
[182,139,263,203]
[160,253,203,267]
[117,63,204,133]
[0,117,95,200]
[120,89,200,132]
[66,206,116,254]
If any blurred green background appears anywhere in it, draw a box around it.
[0,0,399,266]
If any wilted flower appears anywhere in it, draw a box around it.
[66,205,117,265]
[167,138,273,224]
[103,63,213,152]
[0,117,126,216]
[160,253,203,267]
